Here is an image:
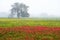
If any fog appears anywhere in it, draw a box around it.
[0,0,60,18]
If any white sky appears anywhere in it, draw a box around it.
[0,0,60,17]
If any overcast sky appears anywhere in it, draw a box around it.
[0,0,60,18]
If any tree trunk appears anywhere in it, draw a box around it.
[17,11,20,18]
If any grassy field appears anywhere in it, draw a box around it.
[0,18,60,27]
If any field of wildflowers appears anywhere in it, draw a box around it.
[0,26,60,40]
[0,18,60,40]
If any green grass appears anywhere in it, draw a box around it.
[0,18,60,27]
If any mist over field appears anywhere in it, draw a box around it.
[0,0,60,18]
[0,0,60,40]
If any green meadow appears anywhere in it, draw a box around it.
[0,18,60,27]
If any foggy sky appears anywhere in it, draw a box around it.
[0,0,60,17]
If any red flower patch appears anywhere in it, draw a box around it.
[0,26,60,40]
